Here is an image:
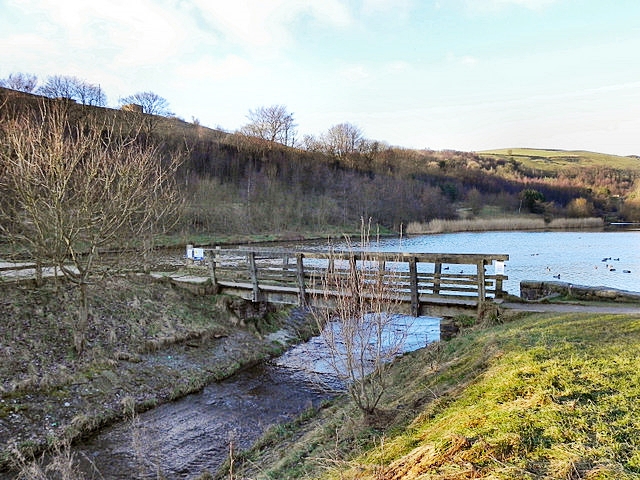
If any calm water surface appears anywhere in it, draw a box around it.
[371,230,640,295]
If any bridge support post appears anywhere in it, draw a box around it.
[296,253,307,306]
[409,257,419,317]
[433,262,442,295]
[495,276,504,299]
[476,260,486,301]
[477,260,487,314]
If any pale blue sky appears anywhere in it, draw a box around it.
[1,0,639,155]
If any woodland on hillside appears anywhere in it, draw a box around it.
[171,117,640,234]
[2,84,640,246]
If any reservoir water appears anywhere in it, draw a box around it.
[361,230,640,295]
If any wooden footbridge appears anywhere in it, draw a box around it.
[186,246,509,317]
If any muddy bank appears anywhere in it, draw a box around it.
[0,275,315,473]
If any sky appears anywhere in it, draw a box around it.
[1,0,639,156]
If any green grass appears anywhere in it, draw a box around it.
[480,148,640,173]
[155,225,381,249]
[226,312,640,479]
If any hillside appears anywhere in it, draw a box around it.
[3,86,640,240]
[480,148,640,174]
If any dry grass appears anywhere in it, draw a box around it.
[10,438,99,480]
[0,275,228,395]
[406,217,604,234]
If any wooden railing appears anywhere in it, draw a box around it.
[188,247,509,316]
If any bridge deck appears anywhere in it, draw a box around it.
[186,247,509,316]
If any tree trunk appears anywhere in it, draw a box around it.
[73,282,89,355]
[34,259,43,287]
[143,234,152,274]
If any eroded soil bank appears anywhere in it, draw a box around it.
[0,275,315,475]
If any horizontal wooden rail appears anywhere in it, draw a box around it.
[186,247,509,316]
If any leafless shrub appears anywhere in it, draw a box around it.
[313,219,406,416]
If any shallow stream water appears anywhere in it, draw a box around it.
[70,315,440,479]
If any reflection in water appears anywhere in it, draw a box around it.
[76,365,334,479]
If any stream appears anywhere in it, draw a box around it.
[72,315,440,479]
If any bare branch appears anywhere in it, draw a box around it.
[312,218,405,416]
[0,101,183,353]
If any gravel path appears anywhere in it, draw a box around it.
[502,302,640,315]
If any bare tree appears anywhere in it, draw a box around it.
[119,91,173,136]
[0,102,182,354]
[0,72,38,93]
[319,122,364,160]
[36,75,106,106]
[37,75,76,100]
[119,91,172,116]
[313,219,405,417]
[73,82,106,107]
[240,104,297,146]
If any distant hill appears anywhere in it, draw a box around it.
[479,148,640,173]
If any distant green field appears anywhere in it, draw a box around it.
[480,148,640,172]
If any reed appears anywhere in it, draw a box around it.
[406,217,604,234]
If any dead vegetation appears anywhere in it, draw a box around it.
[0,274,296,473]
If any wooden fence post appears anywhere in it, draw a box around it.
[433,261,442,295]
[477,259,486,302]
[296,253,307,306]
[349,253,359,296]
[495,276,504,299]
[206,250,219,294]
[409,257,419,317]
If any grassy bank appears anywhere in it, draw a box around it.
[226,311,640,479]
[0,275,303,472]
[156,224,377,249]
[406,216,604,234]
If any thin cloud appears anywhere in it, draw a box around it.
[446,52,480,67]
[385,61,412,72]
[178,55,254,82]
[190,0,352,52]
[4,0,197,67]
[339,64,371,82]
[361,0,414,16]
[467,0,558,12]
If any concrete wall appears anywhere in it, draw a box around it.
[520,280,640,303]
